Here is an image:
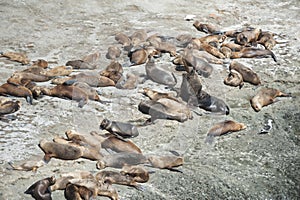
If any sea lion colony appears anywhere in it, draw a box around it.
[1,20,292,199]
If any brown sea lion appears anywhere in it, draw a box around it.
[8,159,45,172]
[41,65,73,77]
[63,72,116,87]
[120,165,150,183]
[193,21,220,34]
[82,52,100,68]
[147,155,184,172]
[100,118,139,139]
[7,72,51,85]
[24,176,56,200]
[115,72,139,89]
[100,61,123,84]
[96,152,148,169]
[141,87,179,102]
[221,42,243,52]
[197,90,230,115]
[200,42,226,59]
[236,28,261,46]
[128,47,148,65]
[31,59,48,68]
[250,87,291,112]
[0,83,33,104]
[106,46,122,60]
[66,60,94,70]
[0,97,21,116]
[229,61,261,85]
[205,120,246,144]
[72,82,107,103]
[41,84,89,108]
[223,69,244,88]
[38,139,83,162]
[101,135,142,154]
[257,31,277,50]
[65,130,103,149]
[115,32,131,47]
[23,81,42,99]
[220,46,232,58]
[50,171,94,191]
[145,57,177,87]
[0,51,30,64]
[199,34,226,44]
[130,29,148,46]
[64,183,93,200]
[230,47,277,62]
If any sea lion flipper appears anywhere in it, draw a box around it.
[204,135,215,144]
[26,95,33,105]
[167,168,183,173]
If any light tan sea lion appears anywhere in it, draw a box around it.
[38,139,83,162]
[129,29,148,46]
[149,39,177,56]
[221,42,243,52]
[96,152,148,169]
[128,48,148,65]
[24,176,56,200]
[41,65,73,77]
[141,87,179,102]
[82,52,100,68]
[220,46,232,58]
[8,159,45,172]
[0,97,21,116]
[0,51,30,64]
[199,34,226,44]
[66,60,94,70]
[120,165,149,183]
[65,130,103,149]
[7,72,51,85]
[223,69,244,88]
[106,46,121,60]
[200,43,226,59]
[147,155,184,172]
[250,87,291,112]
[236,28,262,46]
[0,83,33,104]
[205,120,246,143]
[230,47,277,62]
[31,59,48,68]
[229,61,261,85]
[193,21,220,34]
[101,135,142,154]
[115,32,131,47]
[64,72,116,87]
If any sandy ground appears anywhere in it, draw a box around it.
[0,0,299,199]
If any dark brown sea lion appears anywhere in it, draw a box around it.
[64,183,93,200]
[7,72,51,85]
[197,90,230,115]
[230,47,277,62]
[0,51,30,64]
[106,46,122,60]
[101,135,142,154]
[236,28,261,46]
[96,152,148,169]
[0,83,33,104]
[229,61,261,85]
[0,97,21,116]
[250,87,291,112]
[147,155,184,172]
[223,69,244,88]
[138,98,193,124]
[200,42,226,59]
[38,139,83,162]
[24,176,56,200]
[205,120,246,144]
[193,21,220,34]
[145,57,177,87]
[115,73,139,89]
[199,34,226,44]
[100,118,139,139]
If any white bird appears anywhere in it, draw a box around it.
[258,119,273,134]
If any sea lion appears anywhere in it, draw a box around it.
[141,87,179,102]
[205,120,246,144]
[220,46,232,58]
[250,87,291,112]
[193,21,220,34]
[257,31,276,50]
[65,130,103,149]
[23,81,42,99]
[0,83,33,104]
[200,42,226,59]
[41,65,73,77]
[147,155,184,172]
[115,72,139,90]
[7,71,51,85]
[229,61,261,85]
[199,34,226,44]
[64,183,93,200]
[82,52,100,68]
[31,59,48,68]
[236,28,261,46]
[149,39,177,56]
[120,165,150,183]
[106,46,121,60]
[101,135,142,154]
[24,176,56,200]
[138,98,193,124]
[223,69,244,88]
[66,60,94,70]
[38,139,83,162]
[0,97,21,116]
[230,47,277,62]
[130,29,148,46]
[145,57,177,87]
[128,47,148,65]
[100,61,123,84]
[115,32,131,47]
[63,72,115,87]
[96,152,148,169]
[197,90,230,115]
[8,159,45,172]
[0,51,30,64]
[221,42,243,52]
[100,118,139,139]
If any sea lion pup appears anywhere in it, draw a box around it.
[96,152,148,169]
[224,69,244,89]
[147,155,184,172]
[72,82,108,104]
[257,31,277,50]
[0,97,21,116]
[250,87,291,112]
[193,21,220,34]
[31,59,48,68]
[141,87,179,102]
[100,118,139,139]
[0,51,30,64]
[24,176,56,200]
[106,46,121,60]
[205,120,246,144]
[0,83,33,104]
[8,159,45,172]
[66,52,100,70]
[145,57,177,87]
[50,171,94,191]
[229,61,261,85]
[7,71,51,85]
[116,72,139,89]
[236,28,262,46]
[64,183,93,200]
[38,139,83,162]
[100,60,123,84]
[115,32,131,48]
[138,98,193,124]
[128,47,148,65]
[101,135,142,154]
[230,47,277,62]
[68,178,119,200]
[197,90,230,115]
[63,72,116,87]
[41,84,89,108]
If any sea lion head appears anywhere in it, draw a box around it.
[100,118,111,130]
[96,160,106,169]
[224,69,244,88]
[250,97,262,112]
